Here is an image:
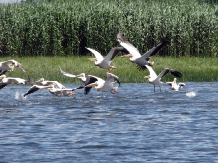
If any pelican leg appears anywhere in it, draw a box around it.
[154,85,156,92]
[159,85,162,92]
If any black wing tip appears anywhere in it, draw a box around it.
[171,70,183,78]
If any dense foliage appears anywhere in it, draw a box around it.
[0,0,217,57]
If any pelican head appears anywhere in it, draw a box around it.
[87,58,97,62]
[148,61,154,67]
[0,74,6,80]
[76,73,85,78]
[86,82,98,88]
[120,54,133,58]
[108,66,117,71]
[144,75,151,79]
[36,78,45,82]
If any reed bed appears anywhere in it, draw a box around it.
[1,56,218,83]
[0,0,217,57]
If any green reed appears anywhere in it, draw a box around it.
[1,56,218,83]
[0,0,217,57]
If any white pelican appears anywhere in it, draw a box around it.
[166,78,185,91]
[23,84,54,97]
[0,60,26,72]
[86,47,129,70]
[144,65,182,92]
[84,72,120,95]
[0,75,27,90]
[117,31,169,70]
[35,78,66,89]
[48,86,76,97]
[59,66,86,83]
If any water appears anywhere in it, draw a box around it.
[0,82,218,162]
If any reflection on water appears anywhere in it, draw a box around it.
[0,83,218,162]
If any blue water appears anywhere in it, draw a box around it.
[0,82,218,162]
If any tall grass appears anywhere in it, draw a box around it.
[0,0,217,57]
[2,56,218,83]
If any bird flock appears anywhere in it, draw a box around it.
[0,31,185,97]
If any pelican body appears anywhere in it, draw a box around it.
[84,72,121,95]
[86,47,128,70]
[144,65,182,92]
[0,60,26,72]
[166,78,185,91]
[117,31,169,70]
[0,75,27,90]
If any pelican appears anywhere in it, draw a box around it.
[48,85,76,97]
[0,60,26,72]
[36,78,66,89]
[23,84,54,97]
[86,47,129,70]
[0,75,27,90]
[117,31,169,70]
[84,72,120,95]
[144,65,182,92]
[59,66,86,83]
[166,78,185,91]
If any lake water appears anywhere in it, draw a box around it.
[0,82,218,162]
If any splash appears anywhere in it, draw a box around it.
[15,91,20,100]
[186,91,196,97]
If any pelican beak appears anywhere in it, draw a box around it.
[85,82,98,88]
[36,78,43,82]
[144,75,150,79]
[87,58,97,62]
[108,66,116,71]
[120,54,132,58]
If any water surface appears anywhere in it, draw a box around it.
[0,82,218,162]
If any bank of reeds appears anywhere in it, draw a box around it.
[2,56,218,83]
[0,0,217,57]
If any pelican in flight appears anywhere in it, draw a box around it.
[117,31,169,70]
[84,72,120,95]
[0,60,26,72]
[35,78,66,89]
[48,85,76,97]
[0,75,27,90]
[166,78,185,91]
[144,65,182,92]
[86,47,129,70]
[59,66,86,83]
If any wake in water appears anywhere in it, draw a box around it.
[186,91,196,97]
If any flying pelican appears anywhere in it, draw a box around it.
[117,31,169,70]
[144,65,182,92]
[0,60,26,72]
[84,72,121,95]
[166,78,185,91]
[0,75,27,90]
[48,85,76,97]
[35,78,66,89]
[23,84,54,97]
[86,47,129,70]
[59,66,86,83]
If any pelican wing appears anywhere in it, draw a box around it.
[86,47,104,61]
[59,66,76,78]
[166,82,173,86]
[0,83,8,90]
[23,85,40,97]
[8,60,26,72]
[104,47,129,62]
[117,31,141,59]
[0,70,8,76]
[157,68,183,79]
[106,72,120,86]
[84,75,99,95]
[141,40,169,59]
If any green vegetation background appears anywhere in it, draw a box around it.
[0,0,218,83]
